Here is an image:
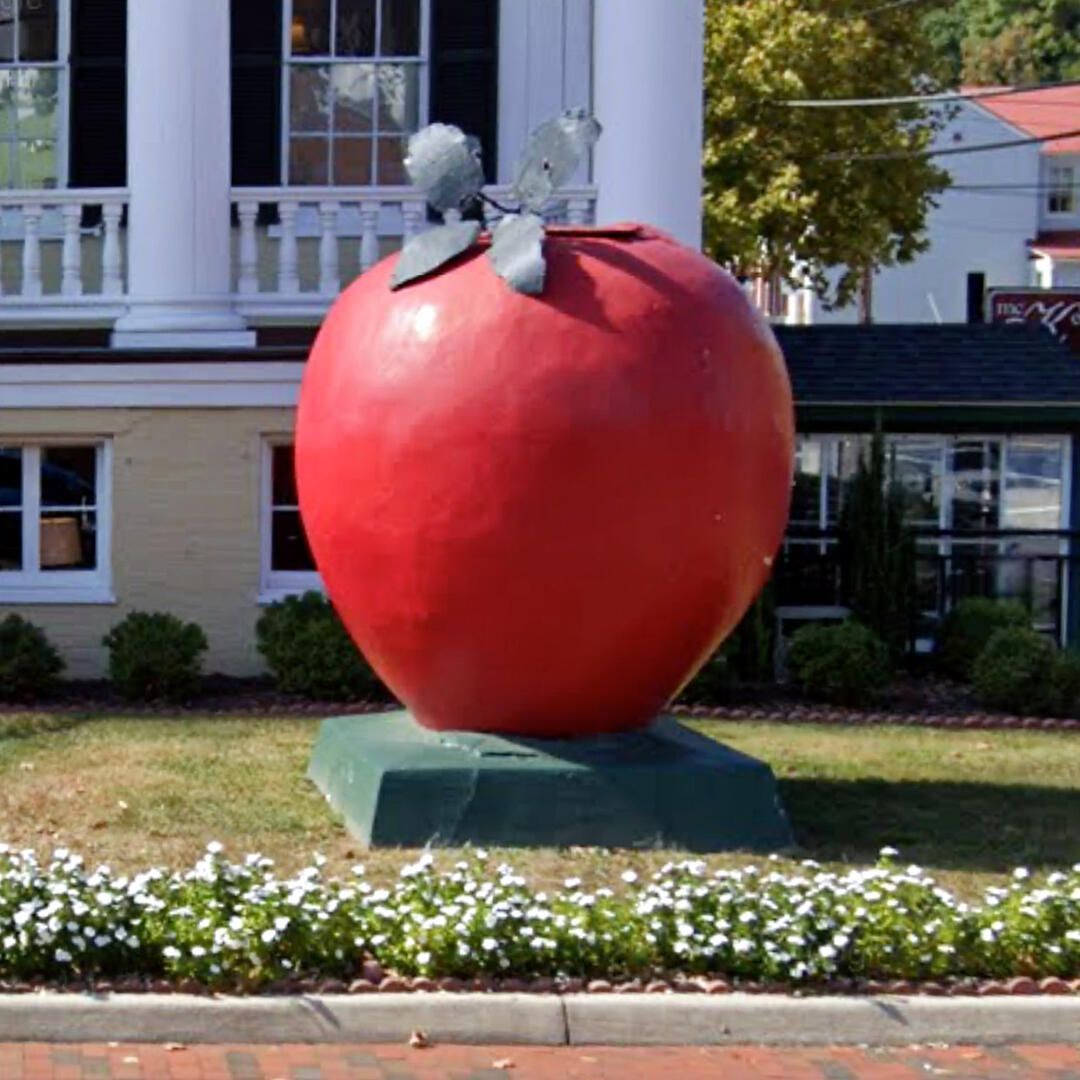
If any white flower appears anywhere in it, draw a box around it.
[205,841,224,855]
[54,948,72,963]
[481,937,497,952]
[621,871,638,884]
[191,945,207,957]
[260,929,276,944]
[163,946,181,959]
[416,951,432,966]
[274,916,290,932]
[1013,868,1030,881]
[879,846,899,858]
[819,944,837,960]
[980,928,996,943]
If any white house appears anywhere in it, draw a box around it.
[808,85,1080,325]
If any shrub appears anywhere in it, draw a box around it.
[0,614,64,701]
[1050,649,1080,718]
[256,591,380,701]
[787,620,891,707]
[936,597,1029,681]
[972,626,1057,715]
[103,612,208,702]
[680,648,732,704]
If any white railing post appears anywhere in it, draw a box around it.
[61,203,83,297]
[277,199,300,294]
[318,200,340,296]
[21,204,42,298]
[236,200,259,296]
[402,198,426,240]
[102,200,124,297]
[359,200,380,272]
[567,196,592,227]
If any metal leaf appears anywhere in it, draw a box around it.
[487,213,546,296]
[404,123,486,213]
[513,109,602,213]
[391,221,482,289]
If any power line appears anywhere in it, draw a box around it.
[824,125,1080,161]
[781,77,1080,109]
[838,0,938,19]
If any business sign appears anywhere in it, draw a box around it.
[988,289,1080,352]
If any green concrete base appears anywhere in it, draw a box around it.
[308,711,793,851]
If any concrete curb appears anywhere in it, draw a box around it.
[0,993,1077,1046]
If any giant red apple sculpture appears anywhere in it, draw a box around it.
[297,115,794,739]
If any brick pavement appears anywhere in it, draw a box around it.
[0,1044,1077,1079]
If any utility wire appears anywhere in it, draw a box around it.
[781,77,1080,109]
[824,126,1080,161]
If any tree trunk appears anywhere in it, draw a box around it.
[858,265,874,325]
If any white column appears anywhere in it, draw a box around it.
[112,0,254,349]
[591,0,705,249]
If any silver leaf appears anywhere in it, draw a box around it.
[513,108,602,213]
[391,221,482,289]
[487,213,546,296]
[404,123,485,213]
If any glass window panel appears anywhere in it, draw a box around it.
[41,446,95,508]
[0,71,13,135]
[272,509,316,571]
[0,510,20,570]
[1003,437,1064,532]
[0,141,11,188]
[889,437,943,528]
[336,0,376,56]
[380,0,420,56]
[950,439,1000,532]
[16,67,57,134]
[290,64,331,132]
[826,436,867,525]
[40,510,95,571]
[289,136,330,184]
[18,137,55,188]
[376,134,408,184]
[0,446,20,507]
[914,543,941,615]
[376,63,418,133]
[333,63,375,133]
[291,0,332,55]
[790,439,823,526]
[272,446,299,507]
[18,0,57,61]
[0,1,13,62]
[333,135,373,184]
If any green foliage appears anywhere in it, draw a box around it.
[256,591,380,701]
[704,0,950,310]
[1049,649,1080,718]
[936,597,1029,682]
[103,612,208,703]
[0,614,64,702]
[972,627,1057,715]
[788,620,891,707]
[924,0,1080,85]
[837,432,917,658]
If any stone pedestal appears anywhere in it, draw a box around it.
[308,712,792,851]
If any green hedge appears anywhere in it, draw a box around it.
[788,621,891,707]
[0,614,64,702]
[103,612,208,702]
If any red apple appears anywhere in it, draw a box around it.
[296,225,793,737]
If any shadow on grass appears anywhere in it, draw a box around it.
[0,713,87,742]
[779,778,1080,873]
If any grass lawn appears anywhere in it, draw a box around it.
[0,712,1076,896]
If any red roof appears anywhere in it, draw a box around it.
[973,85,1080,154]
[1030,231,1080,258]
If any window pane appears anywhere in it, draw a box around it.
[790,439,823,526]
[333,63,375,133]
[826,436,867,525]
[1003,438,1064,532]
[18,138,55,188]
[0,2,13,62]
[951,440,1000,532]
[41,446,95,508]
[376,63,419,133]
[289,136,329,184]
[0,446,20,507]
[0,510,20,570]
[272,445,299,507]
[19,0,57,61]
[272,509,316,571]
[291,0,332,55]
[290,64,331,132]
[889,437,943,528]
[376,135,408,184]
[380,0,420,55]
[16,67,57,132]
[336,0,376,56]
[333,136,373,184]
[40,510,95,570]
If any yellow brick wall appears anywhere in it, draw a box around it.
[0,407,298,678]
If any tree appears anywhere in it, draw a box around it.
[924,0,1080,86]
[704,0,951,311]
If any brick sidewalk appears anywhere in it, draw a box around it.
[1,1044,1078,1079]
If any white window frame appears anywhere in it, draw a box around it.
[1047,164,1076,216]
[0,0,70,191]
[280,0,431,187]
[259,437,323,603]
[0,437,112,604]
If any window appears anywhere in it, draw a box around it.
[260,440,321,599]
[1048,164,1076,215]
[0,441,111,601]
[284,0,428,185]
[0,0,66,189]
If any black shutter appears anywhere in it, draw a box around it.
[429,0,499,182]
[231,0,282,187]
[69,0,126,189]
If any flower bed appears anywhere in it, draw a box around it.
[0,846,1075,992]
